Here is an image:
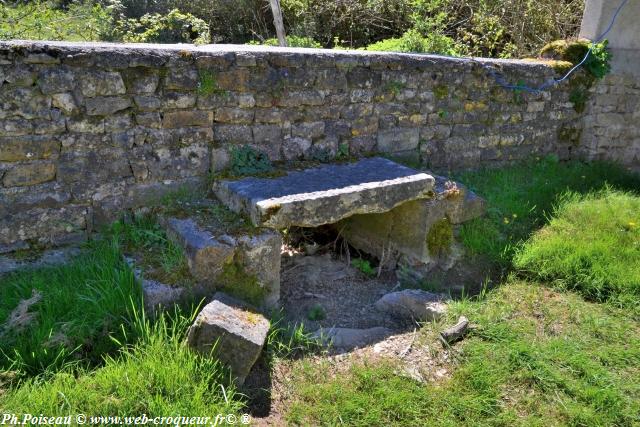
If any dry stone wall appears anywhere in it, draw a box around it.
[0,41,588,251]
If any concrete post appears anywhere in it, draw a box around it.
[580,0,640,76]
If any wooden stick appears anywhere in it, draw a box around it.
[269,0,287,47]
[439,316,469,346]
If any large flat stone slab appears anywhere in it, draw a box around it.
[213,157,435,228]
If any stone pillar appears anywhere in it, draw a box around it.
[579,0,640,165]
[580,0,640,76]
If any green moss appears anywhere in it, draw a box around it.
[427,217,453,256]
[558,126,583,146]
[384,80,406,96]
[434,85,449,100]
[197,70,226,96]
[217,260,266,307]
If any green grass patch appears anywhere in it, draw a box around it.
[515,189,640,313]
[284,282,640,426]
[0,307,242,416]
[110,215,194,287]
[0,239,141,376]
[456,157,640,266]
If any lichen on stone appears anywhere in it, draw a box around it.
[427,217,453,256]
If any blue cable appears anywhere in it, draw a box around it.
[484,0,630,94]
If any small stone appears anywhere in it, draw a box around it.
[374,289,447,322]
[215,107,254,124]
[313,327,392,351]
[0,137,59,162]
[37,67,75,94]
[51,93,78,115]
[164,67,199,91]
[163,92,196,109]
[187,292,270,385]
[282,137,312,160]
[377,128,420,152]
[142,279,185,313]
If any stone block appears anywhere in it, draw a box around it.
[163,217,235,283]
[0,137,59,162]
[213,124,252,144]
[85,96,131,116]
[312,327,392,351]
[51,93,78,115]
[214,157,435,228]
[163,92,196,109]
[164,67,198,91]
[215,107,254,124]
[374,290,446,322]
[187,292,270,385]
[162,111,212,128]
[340,176,485,270]
[37,67,75,94]
[2,163,56,187]
[0,119,33,136]
[377,128,420,152]
[80,71,126,97]
[236,231,282,309]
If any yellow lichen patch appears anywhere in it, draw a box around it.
[426,217,453,256]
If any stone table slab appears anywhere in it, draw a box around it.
[213,157,435,228]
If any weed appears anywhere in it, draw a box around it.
[384,80,406,96]
[434,85,449,100]
[229,145,274,177]
[336,143,350,160]
[307,304,326,321]
[351,258,376,277]
[197,70,226,96]
[217,261,266,307]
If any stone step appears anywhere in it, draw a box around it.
[213,157,435,229]
[158,200,281,309]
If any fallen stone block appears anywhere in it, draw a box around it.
[214,157,435,228]
[312,326,393,351]
[375,289,447,322]
[187,293,270,385]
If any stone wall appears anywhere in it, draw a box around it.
[0,41,586,251]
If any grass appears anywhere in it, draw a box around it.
[0,239,141,376]
[1,307,243,416]
[109,214,194,287]
[284,281,640,426]
[456,156,640,266]
[515,190,640,313]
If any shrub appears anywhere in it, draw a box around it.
[108,8,210,44]
[249,35,322,48]
[514,189,640,310]
[0,0,110,41]
[365,28,464,56]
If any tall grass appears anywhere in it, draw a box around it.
[1,307,243,416]
[0,239,141,376]
[514,189,640,312]
[456,157,640,266]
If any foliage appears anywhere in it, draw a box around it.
[284,281,640,425]
[365,28,464,56]
[107,8,210,44]
[351,258,376,277]
[229,145,274,177]
[0,0,110,41]
[540,39,611,80]
[249,35,322,48]
[307,304,326,321]
[515,190,640,313]
[0,239,141,376]
[456,157,640,267]
[1,307,243,416]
